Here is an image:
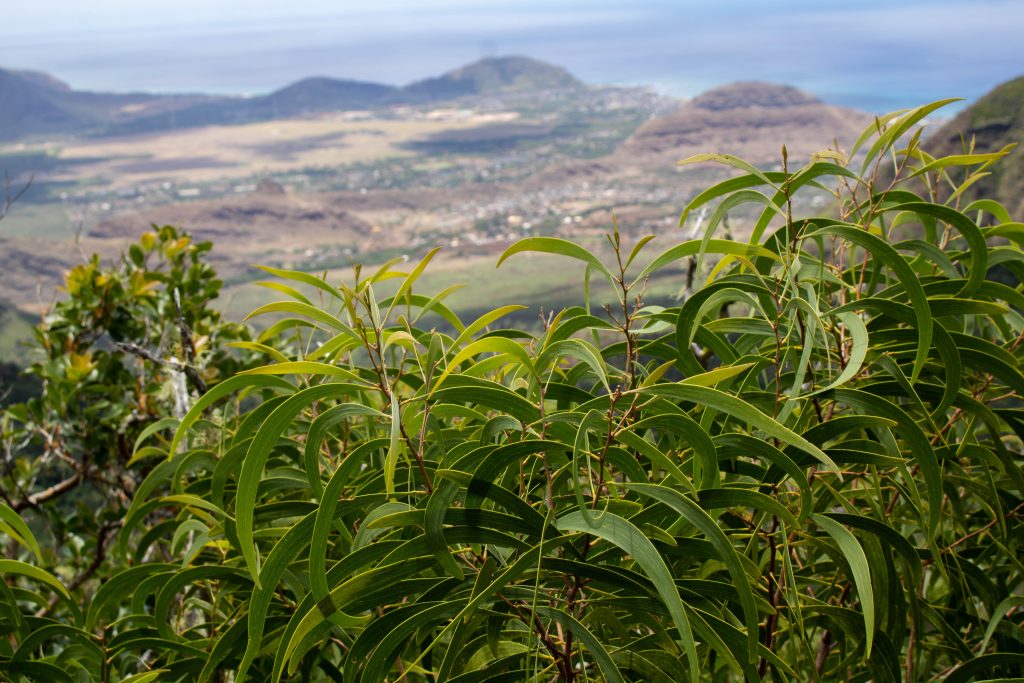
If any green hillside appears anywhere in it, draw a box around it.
[926,74,1024,218]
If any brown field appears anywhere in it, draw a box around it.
[3,112,521,189]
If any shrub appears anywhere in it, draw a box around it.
[1,102,1023,681]
[0,226,252,611]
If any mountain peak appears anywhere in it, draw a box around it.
[691,82,821,111]
[266,77,399,114]
[2,68,71,92]
[0,56,587,140]
[403,55,582,99]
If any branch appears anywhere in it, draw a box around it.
[173,289,207,393]
[12,471,82,512]
[113,340,207,395]
[0,172,34,225]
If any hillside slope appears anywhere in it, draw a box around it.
[617,82,872,169]
[924,75,1024,218]
[0,298,36,366]
[0,67,213,139]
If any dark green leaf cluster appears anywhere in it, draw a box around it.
[2,103,1023,682]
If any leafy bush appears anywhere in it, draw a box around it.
[2,102,1023,682]
[1,226,252,609]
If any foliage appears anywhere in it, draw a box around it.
[2,103,1024,682]
[0,226,252,607]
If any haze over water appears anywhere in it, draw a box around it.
[3,0,1023,112]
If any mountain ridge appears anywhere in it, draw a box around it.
[0,56,585,140]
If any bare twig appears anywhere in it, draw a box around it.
[0,172,34,225]
[173,289,208,394]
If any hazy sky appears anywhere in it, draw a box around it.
[2,0,1022,109]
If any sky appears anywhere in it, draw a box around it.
[2,0,1022,110]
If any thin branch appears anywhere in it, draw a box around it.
[172,289,207,393]
[113,340,207,395]
[12,471,82,512]
[0,172,34,225]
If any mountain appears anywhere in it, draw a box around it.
[617,81,872,168]
[924,75,1024,218]
[266,78,400,115]
[110,78,402,134]
[403,56,582,100]
[0,67,214,139]
[1,56,585,140]
[0,69,83,135]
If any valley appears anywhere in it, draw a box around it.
[1,55,885,359]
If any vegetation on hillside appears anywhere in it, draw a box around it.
[925,75,1024,217]
[1,101,1023,681]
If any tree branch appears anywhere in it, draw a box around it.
[12,471,82,512]
[113,340,207,395]
[173,289,207,394]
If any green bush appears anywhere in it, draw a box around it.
[2,102,1023,681]
[0,226,253,612]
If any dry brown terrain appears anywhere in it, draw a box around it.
[2,111,520,189]
[617,82,872,170]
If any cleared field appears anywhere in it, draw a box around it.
[6,112,521,189]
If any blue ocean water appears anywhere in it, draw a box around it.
[2,2,1021,112]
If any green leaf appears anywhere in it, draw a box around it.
[0,560,70,599]
[0,503,42,560]
[980,596,1024,654]
[244,300,355,334]
[859,99,960,171]
[497,237,614,281]
[168,373,294,456]
[384,393,404,499]
[639,383,838,471]
[629,483,761,664]
[256,264,345,300]
[448,304,528,352]
[634,238,779,284]
[807,223,932,382]
[384,246,441,323]
[556,510,700,681]
[236,382,353,582]
[812,513,875,658]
